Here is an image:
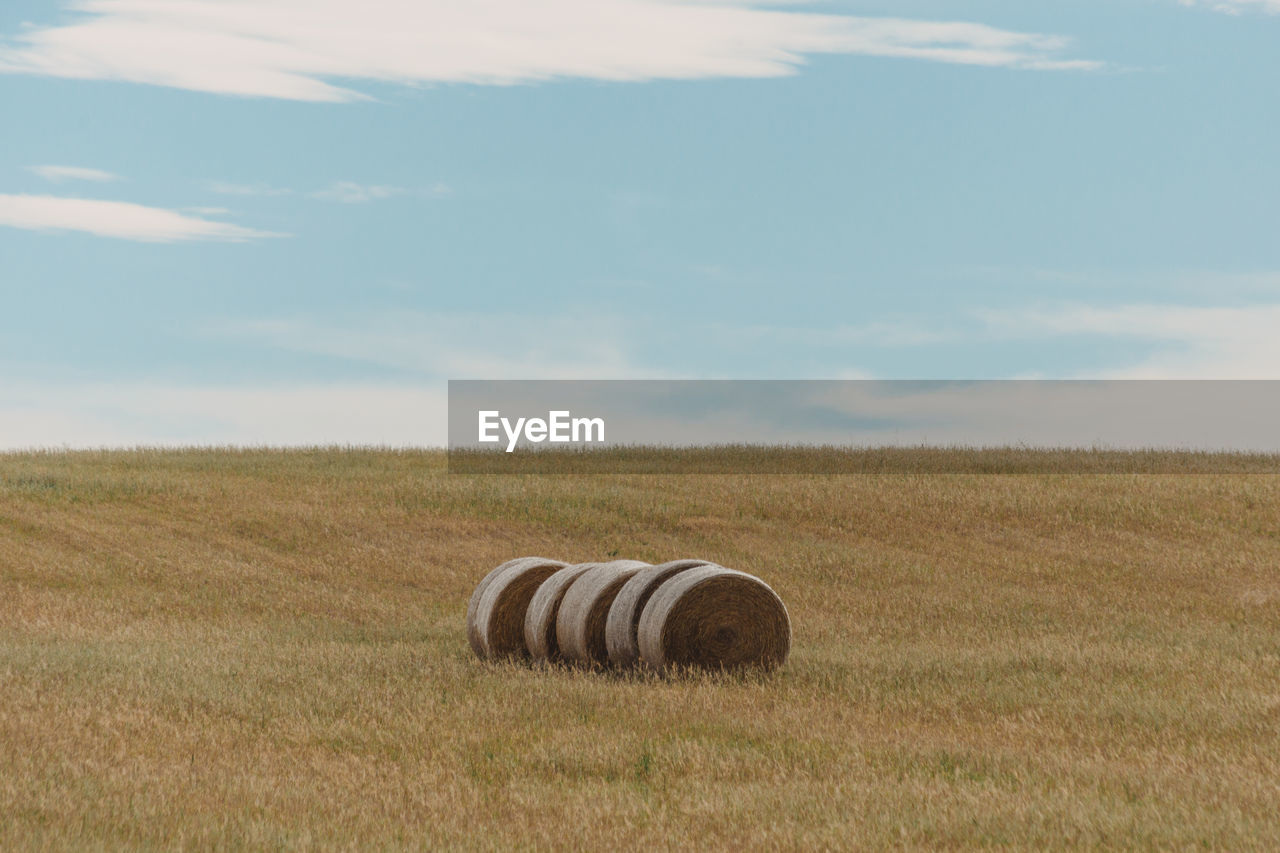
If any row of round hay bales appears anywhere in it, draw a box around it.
[467,557,791,671]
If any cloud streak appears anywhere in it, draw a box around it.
[310,182,404,203]
[0,381,448,448]
[27,164,121,183]
[979,303,1280,378]
[694,299,1280,379]
[208,180,415,202]
[0,1,1099,102]
[0,194,284,242]
[214,311,652,379]
[206,181,293,197]
[1179,0,1280,13]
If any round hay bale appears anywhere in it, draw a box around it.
[468,557,566,660]
[605,559,716,668]
[523,562,604,662]
[556,560,652,667]
[637,566,791,671]
[466,557,530,658]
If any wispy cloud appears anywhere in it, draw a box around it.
[209,180,420,202]
[0,380,447,448]
[725,319,958,349]
[213,311,652,379]
[698,299,1280,379]
[0,309,657,449]
[0,1,1099,102]
[206,181,293,197]
[0,308,655,448]
[1179,0,1280,13]
[0,194,284,242]
[979,303,1280,378]
[310,182,404,203]
[27,164,120,183]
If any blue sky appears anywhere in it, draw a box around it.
[1,0,1278,446]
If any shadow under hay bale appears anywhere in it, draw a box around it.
[469,556,567,659]
[637,566,791,672]
[556,560,651,667]
[605,559,716,668]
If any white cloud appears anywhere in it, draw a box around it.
[699,299,1280,379]
[1179,0,1280,14]
[310,182,404,203]
[206,181,293,197]
[0,309,658,449]
[213,311,655,379]
[0,381,447,448]
[208,180,419,202]
[0,1,1099,102]
[27,164,121,183]
[7,302,1277,449]
[0,309,657,449]
[726,319,957,348]
[0,194,284,242]
[978,303,1280,378]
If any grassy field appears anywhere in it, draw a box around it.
[2,449,1279,850]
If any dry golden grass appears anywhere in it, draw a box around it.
[2,448,1278,850]
[448,444,1280,474]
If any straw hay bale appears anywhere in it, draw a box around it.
[523,562,603,662]
[555,560,651,667]
[466,557,527,658]
[468,557,566,660]
[604,559,715,668]
[637,566,790,671]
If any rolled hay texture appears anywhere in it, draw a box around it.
[467,557,528,658]
[523,562,605,662]
[637,566,791,671]
[605,559,716,668]
[468,557,567,660]
[556,560,652,667]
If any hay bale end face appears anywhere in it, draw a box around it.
[470,557,567,660]
[605,559,715,668]
[556,560,651,667]
[523,563,602,662]
[467,557,530,658]
[637,566,790,671]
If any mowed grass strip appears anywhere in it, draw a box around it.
[1,449,1278,849]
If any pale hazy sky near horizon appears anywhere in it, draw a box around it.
[2,0,1278,447]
